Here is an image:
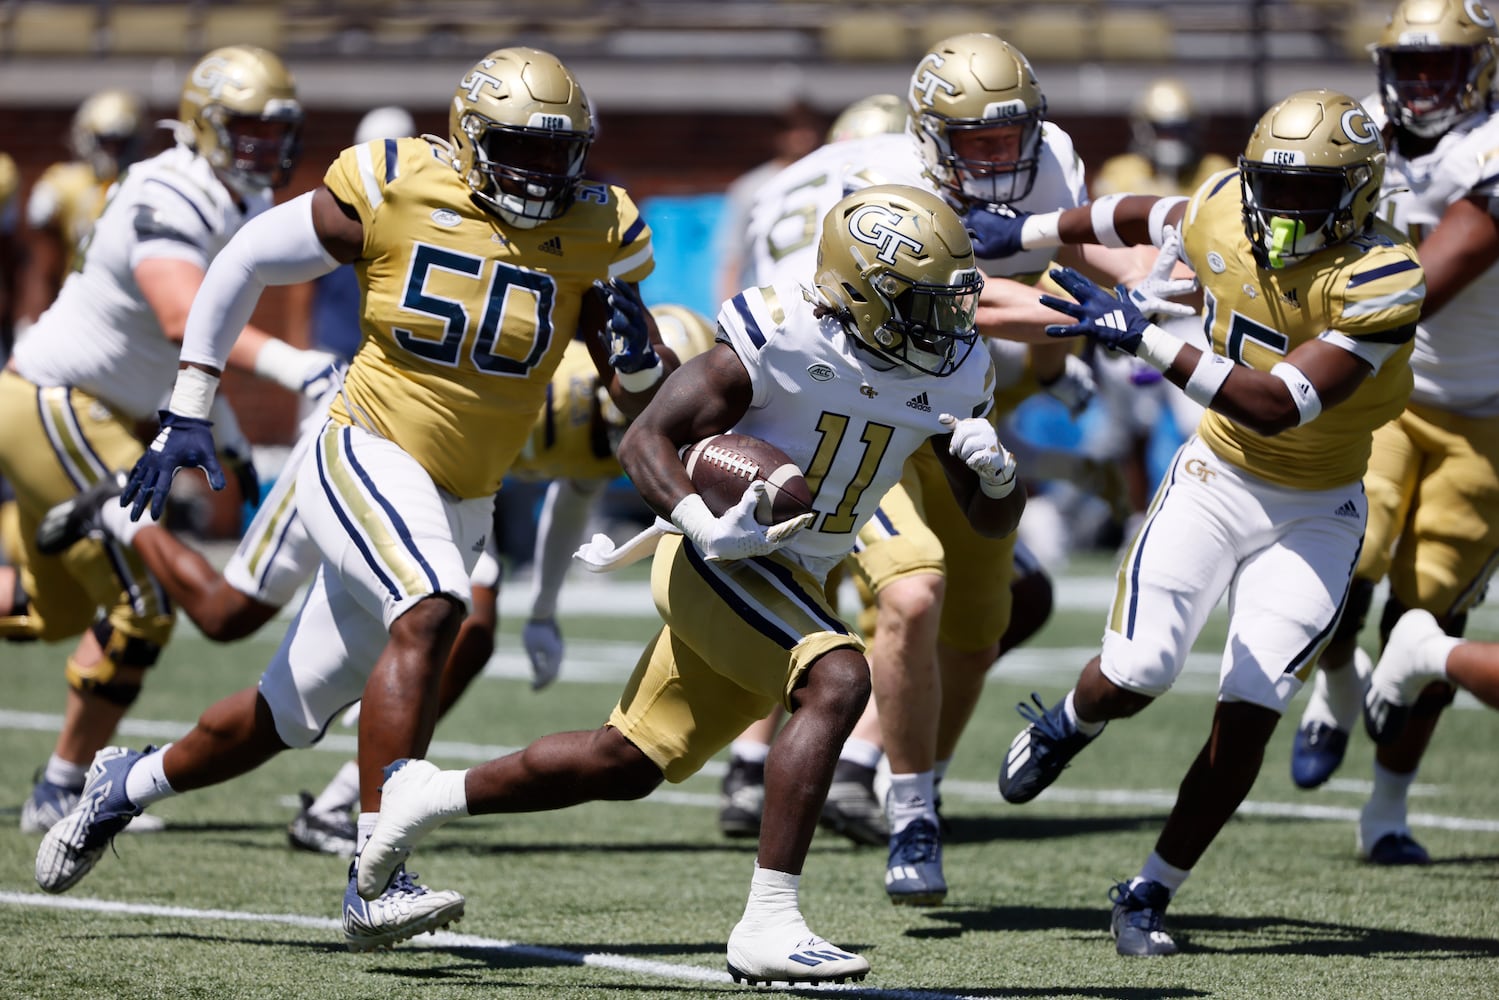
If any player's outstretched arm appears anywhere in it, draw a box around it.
[932,413,1025,539]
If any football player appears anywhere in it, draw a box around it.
[350,183,1024,987]
[0,46,336,837]
[33,47,662,954]
[967,90,1424,954]
[1289,0,1499,866]
[727,33,1162,905]
[15,89,151,330]
[1091,77,1232,199]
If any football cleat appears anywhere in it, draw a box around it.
[1110,879,1178,957]
[1361,830,1431,867]
[726,915,869,986]
[1290,649,1370,789]
[999,693,1099,804]
[343,861,465,952]
[35,470,127,555]
[819,759,888,847]
[34,746,148,893]
[884,817,946,906]
[718,757,765,839]
[356,758,463,901]
[19,776,81,835]
[287,791,357,858]
[1364,609,1448,746]
[1289,722,1349,790]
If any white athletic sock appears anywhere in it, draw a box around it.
[730,740,770,765]
[1366,761,1416,825]
[838,737,882,770]
[886,771,937,834]
[357,812,380,855]
[1317,651,1365,730]
[311,760,360,816]
[739,864,801,927]
[99,498,156,546]
[1064,690,1106,737]
[43,754,87,791]
[123,745,177,807]
[933,758,951,783]
[1137,851,1190,895]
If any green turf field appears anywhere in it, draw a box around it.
[3,555,1497,999]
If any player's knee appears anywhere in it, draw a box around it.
[1331,577,1376,646]
[391,593,466,649]
[1411,681,1457,717]
[592,728,663,799]
[1002,571,1053,651]
[797,649,871,719]
[875,573,944,631]
[66,620,163,706]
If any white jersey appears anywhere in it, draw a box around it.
[745,126,1089,291]
[1368,99,1499,415]
[13,144,272,420]
[716,283,995,579]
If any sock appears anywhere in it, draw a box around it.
[311,760,361,816]
[1136,851,1190,896]
[1064,690,1106,737]
[739,863,801,926]
[123,745,177,807]
[933,759,951,784]
[730,740,770,765]
[43,754,87,791]
[1366,761,1416,827]
[838,737,882,770]
[99,499,156,546]
[1317,651,1364,729]
[357,812,380,855]
[886,771,937,834]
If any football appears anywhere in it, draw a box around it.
[680,433,814,526]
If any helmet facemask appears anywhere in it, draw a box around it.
[1376,43,1492,136]
[204,105,303,193]
[921,108,1046,205]
[1240,162,1371,268]
[862,266,983,376]
[460,112,591,227]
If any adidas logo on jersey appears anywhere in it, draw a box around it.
[1333,500,1359,519]
[538,236,563,256]
[906,392,931,412]
[1280,287,1300,309]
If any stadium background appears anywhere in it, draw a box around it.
[0,0,1401,540]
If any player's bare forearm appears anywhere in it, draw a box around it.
[931,437,1025,539]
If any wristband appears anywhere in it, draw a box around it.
[1149,197,1188,247]
[1135,323,1185,372]
[1089,194,1128,248]
[1271,361,1323,425]
[1019,211,1062,250]
[253,337,312,392]
[1184,352,1234,407]
[166,365,220,420]
[616,360,664,393]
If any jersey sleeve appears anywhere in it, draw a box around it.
[1180,168,1240,274]
[323,139,404,258]
[715,284,790,410]
[1040,124,1089,208]
[127,173,222,270]
[1332,238,1425,342]
[601,185,654,284]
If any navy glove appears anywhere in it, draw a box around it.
[593,278,659,375]
[121,412,224,521]
[1039,267,1153,355]
[963,202,1031,259]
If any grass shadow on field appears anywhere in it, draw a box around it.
[921,906,1499,960]
[401,838,760,859]
[944,812,1167,844]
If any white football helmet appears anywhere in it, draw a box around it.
[449,47,594,228]
[70,90,148,184]
[177,46,303,195]
[1239,90,1386,269]
[907,33,1047,206]
[814,183,982,377]
[1374,0,1499,138]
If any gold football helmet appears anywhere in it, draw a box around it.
[1239,90,1386,269]
[907,33,1047,206]
[649,304,717,365]
[70,90,148,184]
[1130,78,1201,178]
[1374,0,1499,138]
[814,183,982,376]
[178,46,303,193]
[826,94,908,144]
[449,47,594,229]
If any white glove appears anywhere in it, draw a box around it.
[522,618,564,691]
[939,413,1017,499]
[1127,225,1198,321]
[1038,353,1097,417]
[671,485,814,562]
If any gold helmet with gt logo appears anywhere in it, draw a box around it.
[449,47,595,229]
[70,89,148,184]
[907,33,1047,206]
[814,183,982,377]
[1239,90,1386,269]
[177,46,303,194]
[826,94,908,144]
[1375,0,1499,138]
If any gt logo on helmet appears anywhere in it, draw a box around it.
[1466,0,1495,28]
[1341,108,1378,144]
[911,61,958,107]
[188,58,237,104]
[849,206,924,264]
[459,69,504,102]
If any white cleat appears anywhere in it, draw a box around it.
[343,861,464,952]
[726,916,870,986]
[356,758,461,901]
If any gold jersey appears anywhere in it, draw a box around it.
[1091,152,1233,199]
[1182,170,1421,490]
[510,338,618,483]
[26,161,107,253]
[322,137,653,499]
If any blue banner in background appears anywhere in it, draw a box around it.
[637,193,726,318]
